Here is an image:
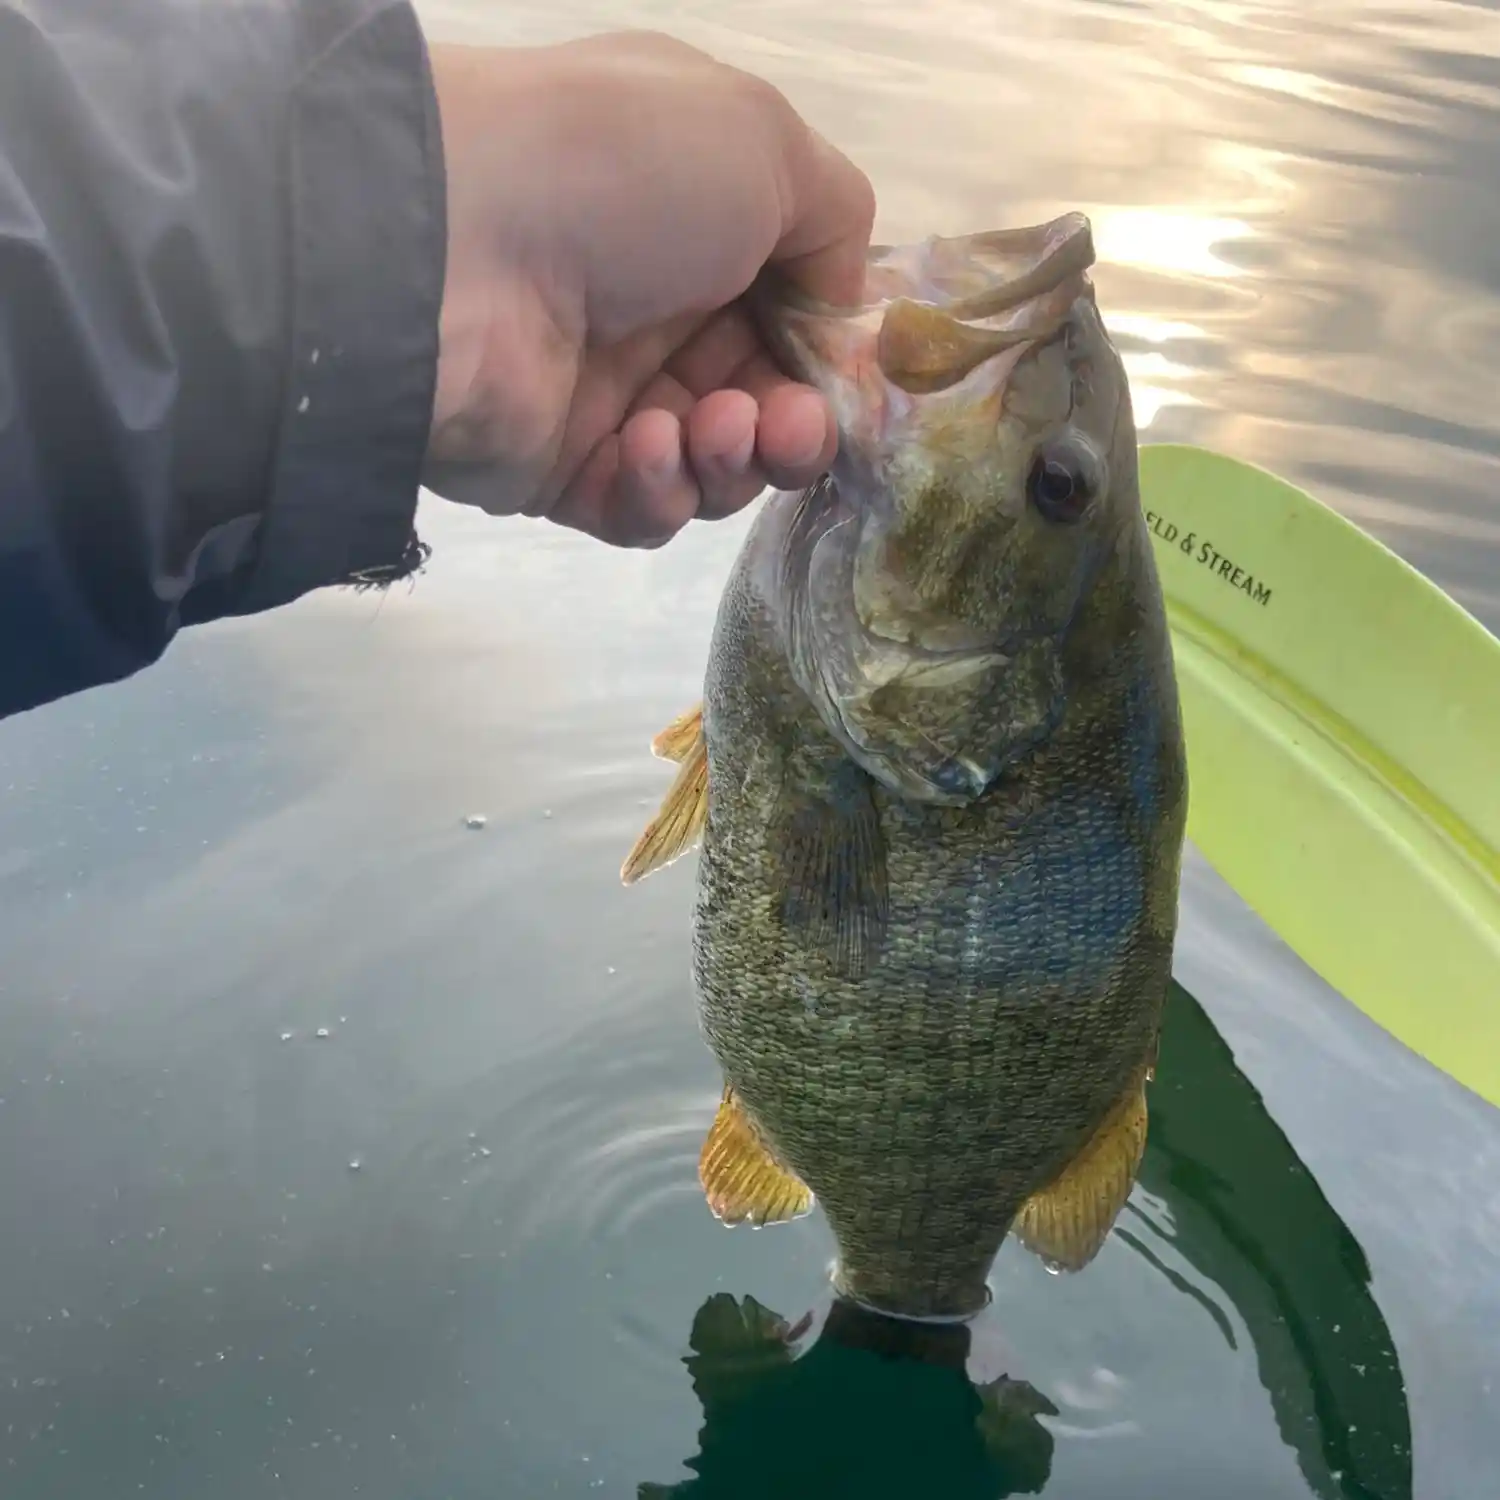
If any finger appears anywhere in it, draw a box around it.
[698,347,840,490]
[683,389,768,522]
[752,382,837,490]
[531,311,706,517]
[613,407,702,545]
[551,425,695,549]
[684,378,838,521]
[547,433,622,543]
[769,124,877,308]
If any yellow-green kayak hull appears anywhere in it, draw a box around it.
[1140,443,1500,1111]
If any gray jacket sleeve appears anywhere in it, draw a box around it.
[0,0,446,719]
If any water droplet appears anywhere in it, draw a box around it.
[479,1146,492,1159]
[315,1027,331,1040]
[348,1159,362,1172]
[279,1031,294,1043]
[607,966,617,976]
[465,814,487,830]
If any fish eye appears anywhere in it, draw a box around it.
[1026,438,1099,524]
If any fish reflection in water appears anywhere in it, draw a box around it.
[639,1293,1058,1499]
[640,985,1413,1500]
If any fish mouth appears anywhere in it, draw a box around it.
[751,211,1097,400]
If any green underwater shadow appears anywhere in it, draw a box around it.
[639,981,1412,1500]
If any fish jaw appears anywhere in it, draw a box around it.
[750,212,1096,494]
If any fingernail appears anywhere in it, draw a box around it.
[724,431,756,475]
[645,448,682,484]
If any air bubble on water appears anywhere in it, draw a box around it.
[607,966,617,976]
[315,1027,331,1040]
[279,1031,294,1043]
[479,1146,492,1158]
[348,1159,362,1172]
[465,814,487,830]
[543,809,553,819]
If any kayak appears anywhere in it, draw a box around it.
[1139,443,1500,1111]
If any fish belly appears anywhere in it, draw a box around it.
[691,752,1170,1320]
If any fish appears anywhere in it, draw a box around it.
[620,211,1189,1323]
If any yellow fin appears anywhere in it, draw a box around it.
[699,1086,814,1227]
[620,717,707,885]
[1012,1063,1150,1272]
[650,702,703,763]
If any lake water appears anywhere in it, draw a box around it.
[2,1,1498,1497]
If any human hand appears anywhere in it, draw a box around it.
[421,31,876,547]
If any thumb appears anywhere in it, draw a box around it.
[769,123,877,309]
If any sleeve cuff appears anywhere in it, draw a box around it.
[234,0,446,613]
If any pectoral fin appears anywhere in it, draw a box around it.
[774,770,888,978]
[621,707,708,885]
[651,702,703,763]
[699,1086,813,1227]
[1012,1063,1151,1272]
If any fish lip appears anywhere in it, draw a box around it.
[749,212,1096,395]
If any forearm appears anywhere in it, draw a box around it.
[0,0,446,720]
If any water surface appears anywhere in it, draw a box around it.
[3,2,1498,1496]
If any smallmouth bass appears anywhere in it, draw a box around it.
[623,212,1188,1322]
